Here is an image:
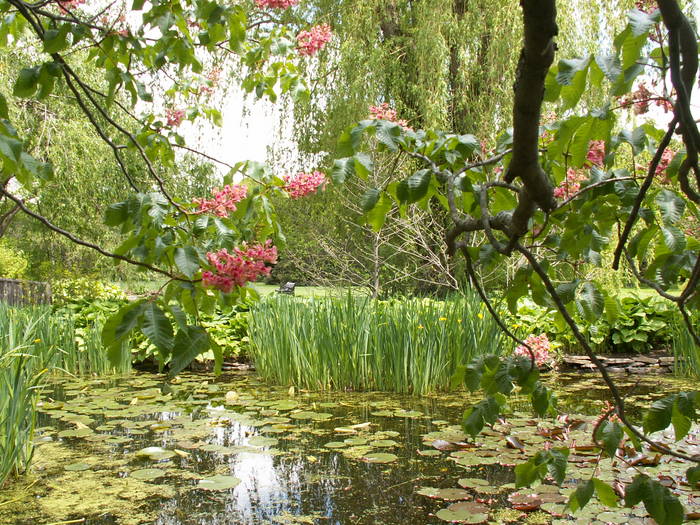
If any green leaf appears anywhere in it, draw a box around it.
[462,397,500,437]
[104,201,129,226]
[556,56,591,110]
[374,120,400,151]
[169,325,210,376]
[515,458,545,489]
[0,94,8,119]
[354,153,373,179]
[363,192,392,232]
[102,301,145,366]
[43,25,71,53]
[660,226,686,253]
[575,281,603,322]
[686,466,700,486]
[360,188,380,212]
[643,395,674,434]
[405,169,431,203]
[13,67,39,98]
[141,302,174,356]
[568,479,594,512]
[174,246,200,279]
[593,478,619,507]
[595,420,623,458]
[656,189,685,226]
[671,401,692,441]
[594,53,621,82]
[331,157,355,184]
[626,475,683,525]
[546,449,569,485]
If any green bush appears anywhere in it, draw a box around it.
[511,293,679,354]
[0,241,28,279]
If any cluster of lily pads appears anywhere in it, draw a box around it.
[1,372,697,524]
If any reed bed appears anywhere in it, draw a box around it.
[0,303,130,376]
[671,313,700,378]
[248,292,509,394]
[0,350,45,487]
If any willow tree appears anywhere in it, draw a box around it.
[272,0,638,292]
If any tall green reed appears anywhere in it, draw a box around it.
[0,303,130,376]
[671,313,700,378]
[248,291,510,394]
[0,350,45,487]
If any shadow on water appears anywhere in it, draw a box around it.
[2,370,697,525]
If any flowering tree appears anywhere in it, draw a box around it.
[0,0,329,373]
[333,0,698,521]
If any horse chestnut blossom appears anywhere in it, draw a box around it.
[296,24,332,56]
[202,241,278,293]
[194,184,248,217]
[282,171,326,199]
[255,0,298,8]
[553,168,586,200]
[514,334,555,368]
[586,140,605,167]
[368,102,411,130]
[166,108,186,127]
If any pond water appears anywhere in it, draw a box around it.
[1,371,699,525]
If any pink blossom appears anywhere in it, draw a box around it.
[553,168,585,200]
[586,140,605,167]
[58,0,85,11]
[202,241,278,292]
[654,148,675,183]
[368,102,412,130]
[283,171,326,199]
[255,0,299,8]
[166,108,186,127]
[296,24,332,56]
[514,334,554,368]
[635,0,656,13]
[194,184,248,217]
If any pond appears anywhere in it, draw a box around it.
[1,371,699,525]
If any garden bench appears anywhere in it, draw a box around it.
[276,282,296,295]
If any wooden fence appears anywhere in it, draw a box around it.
[0,279,52,306]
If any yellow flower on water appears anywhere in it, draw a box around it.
[477,313,484,319]
[439,317,447,321]
[34,338,42,343]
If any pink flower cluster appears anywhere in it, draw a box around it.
[202,241,278,293]
[620,83,673,115]
[635,0,657,13]
[194,184,248,217]
[166,109,185,127]
[553,168,586,200]
[586,140,605,167]
[368,102,411,130]
[514,334,554,368]
[255,0,299,8]
[282,171,326,199]
[655,148,675,183]
[58,0,86,11]
[296,24,332,56]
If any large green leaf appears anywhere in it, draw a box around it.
[174,246,200,279]
[656,189,685,226]
[575,281,603,322]
[568,479,594,512]
[169,325,211,376]
[141,302,174,356]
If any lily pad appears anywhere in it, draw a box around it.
[415,487,471,501]
[369,439,398,448]
[130,468,166,481]
[417,449,442,457]
[247,435,279,447]
[196,474,242,491]
[324,441,347,449]
[435,501,489,523]
[361,452,398,464]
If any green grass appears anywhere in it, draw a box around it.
[671,313,700,378]
[251,284,357,297]
[248,291,510,394]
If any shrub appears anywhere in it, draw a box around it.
[0,241,28,279]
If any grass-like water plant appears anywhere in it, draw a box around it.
[671,313,700,378]
[0,350,45,487]
[0,303,130,376]
[248,291,509,394]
